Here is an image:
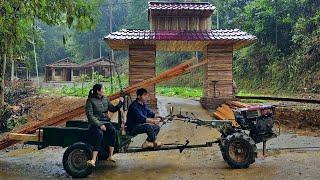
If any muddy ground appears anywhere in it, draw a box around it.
[0,96,320,179]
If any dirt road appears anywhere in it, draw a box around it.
[0,96,319,179]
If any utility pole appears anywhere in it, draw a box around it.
[32,22,40,87]
[216,9,219,29]
[11,57,14,82]
[32,36,40,87]
[1,54,6,105]
[99,40,102,58]
[109,4,114,62]
[109,3,114,93]
[275,0,278,47]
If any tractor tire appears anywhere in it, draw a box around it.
[220,132,257,169]
[63,142,93,178]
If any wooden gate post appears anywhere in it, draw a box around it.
[200,45,235,109]
[129,45,157,110]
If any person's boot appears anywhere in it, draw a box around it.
[142,141,154,149]
[87,160,96,167]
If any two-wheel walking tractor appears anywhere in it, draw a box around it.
[18,104,278,178]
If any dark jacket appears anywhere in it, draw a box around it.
[126,100,155,132]
[86,96,122,127]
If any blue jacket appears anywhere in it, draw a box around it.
[126,100,155,132]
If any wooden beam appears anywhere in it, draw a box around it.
[236,95,320,104]
[0,57,206,150]
[213,111,226,120]
[216,106,235,120]
[9,133,43,142]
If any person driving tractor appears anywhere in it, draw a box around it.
[126,88,163,148]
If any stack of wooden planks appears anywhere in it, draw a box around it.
[213,101,249,126]
[0,57,207,150]
[0,105,86,149]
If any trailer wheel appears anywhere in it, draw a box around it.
[63,142,93,178]
[220,132,257,169]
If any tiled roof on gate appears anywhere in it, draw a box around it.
[148,2,215,17]
[105,29,257,41]
[148,2,215,11]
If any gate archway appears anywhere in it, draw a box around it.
[104,2,256,110]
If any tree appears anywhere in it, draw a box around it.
[0,0,102,105]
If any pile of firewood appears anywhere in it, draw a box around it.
[213,101,249,126]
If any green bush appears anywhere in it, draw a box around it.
[4,116,28,132]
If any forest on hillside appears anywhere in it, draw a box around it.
[1,0,319,96]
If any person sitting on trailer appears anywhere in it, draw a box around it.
[86,83,124,167]
[126,88,163,148]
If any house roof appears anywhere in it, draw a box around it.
[45,58,79,68]
[46,57,119,68]
[148,2,215,17]
[16,60,27,68]
[81,57,118,67]
[104,29,257,51]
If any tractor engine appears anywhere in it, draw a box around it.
[234,105,277,143]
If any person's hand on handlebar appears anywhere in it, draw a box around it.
[153,118,161,125]
[155,115,165,121]
[146,118,160,125]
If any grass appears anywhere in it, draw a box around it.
[156,86,202,99]
[39,83,203,99]
[39,85,203,99]
[39,83,119,98]
[38,72,297,102]
[237,90,263,96]
[38,84,275,102]
[38,73,128,97]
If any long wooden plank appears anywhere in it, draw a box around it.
[213,102,240,127]
[109,58,197,100]
[9,133,43,142]
[221,104,235,117]
[232,101,249,108]
[213,110,238,127]
[226,101,249,108]
[236,95,320,104]
[213,111,226,120]
[0,106,85,149]
[216,107,234,120]
[0,57,207,150]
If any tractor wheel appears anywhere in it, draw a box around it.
[220,132,257,169]
[63,142,93,178]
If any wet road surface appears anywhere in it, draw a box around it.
[0,96,320,179]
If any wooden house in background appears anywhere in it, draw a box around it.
[104,2,257,110]
[15,60,30,81]
[45,57,118,82]
[81,57,118,78]
[45,58,79,82]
